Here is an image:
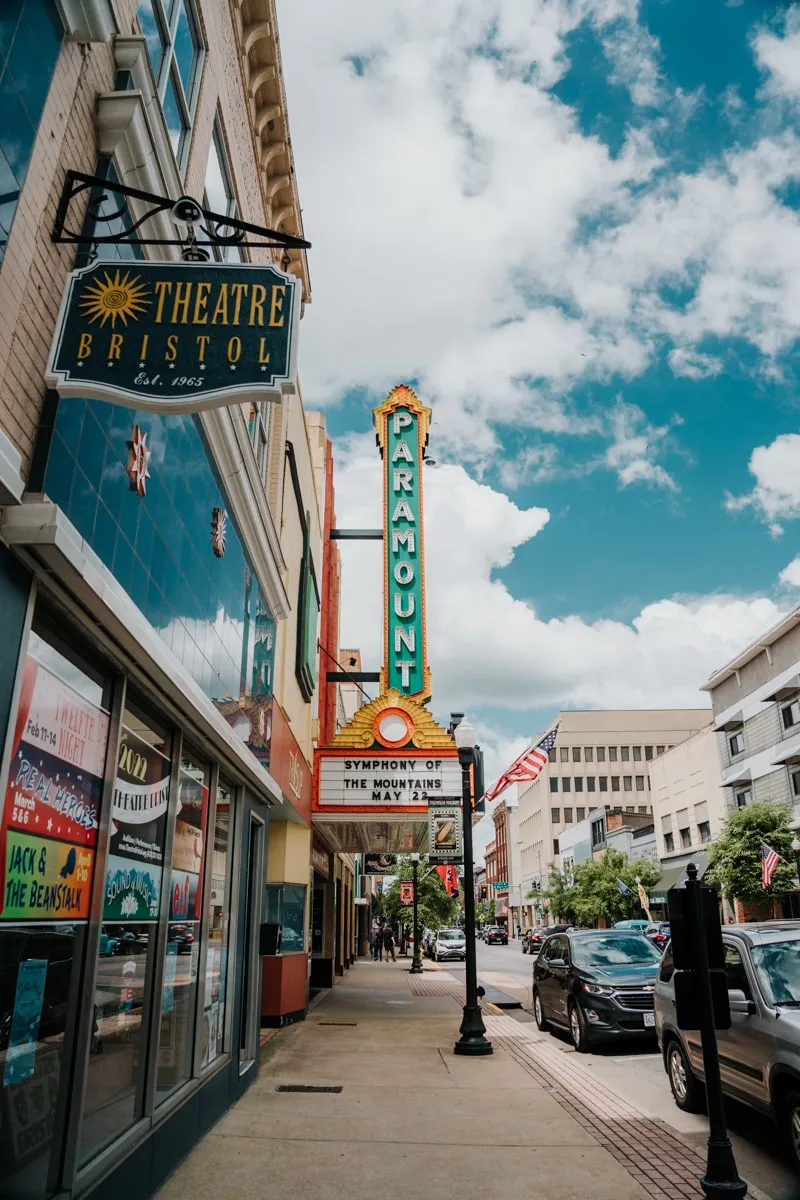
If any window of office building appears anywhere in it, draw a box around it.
[657,745,665,755]
[0,0,64,263]
[560,747,569,763]
[608,746,618,762]
[552,839,559,856]
[698,821,711,844]
[632,746,641,760]
[623,776,632,791]
[584,746,593,762]
[591,820,606,849]
[204,118,242,262]
[138,0,203,165]
[587,776,595,792]
[574,777,583,792]
[735,787,752,809]
[548,748,556,763]
[621,746,630,762]
[635,775,644,791]
[611,776,620,792]
[551,807,560,823]
[599,776,608,791]
[572,747,581,762]
[782,699,800,732]
[728,730,745,757]
[564,807,573,824]
[792,768,800,799]
[638,806,648,814]
[596,746,605,762]
[664,831,675,852]
[645,745,653,760]
[576,807,585,821]
[549,777,558,793]
[156,753,211,1105]
[680,827,692,848]
[562,777,571,792]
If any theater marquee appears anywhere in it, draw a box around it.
[317,753,462,812]
[45,259,300,413]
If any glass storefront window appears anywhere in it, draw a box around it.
[264,884,307,955]
[155,755,209,1103]
[1,620,111,1197]
[78,703,171,1166]
[200,779,233,1069]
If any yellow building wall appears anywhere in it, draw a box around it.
[267,821,312,884]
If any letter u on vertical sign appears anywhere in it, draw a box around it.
[373,385,432,701]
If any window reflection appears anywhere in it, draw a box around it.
[201,781,233,1068]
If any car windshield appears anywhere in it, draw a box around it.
[751,939,800,1004]
[571,934,663,969]
[438,930,463,941]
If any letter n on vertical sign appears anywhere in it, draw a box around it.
[373,384,431,701]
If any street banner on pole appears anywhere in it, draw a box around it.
[427,798,462,864]
[399,881,415,905]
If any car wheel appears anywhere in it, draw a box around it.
[666,1039,703,1113]
[780,1088,800,1172]
[569,1001,590,1052]
[533,988,550,1032]
[522,943,527,954]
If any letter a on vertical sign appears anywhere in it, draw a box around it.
[373,385,431,702]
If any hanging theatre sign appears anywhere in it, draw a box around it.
[45,259,300,413]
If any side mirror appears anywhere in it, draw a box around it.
[728,988,756,1016]
[549,957,567,969]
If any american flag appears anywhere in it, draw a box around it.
[483,725,560,804]
[761,841,781,890]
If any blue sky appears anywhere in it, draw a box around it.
[279,0,800,786]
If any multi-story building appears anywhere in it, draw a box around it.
[491,799,510,928]
[485,837,498,906]
[517,709,710,919]
[0,3,335,1198]
[702,604,800,917]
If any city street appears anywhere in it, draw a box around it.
[441,939,797,1200]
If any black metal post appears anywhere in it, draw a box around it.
[454,745,492,1056]
[685,864,747,1200]
[410,859,423,974]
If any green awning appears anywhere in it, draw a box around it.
[649,856,709,905]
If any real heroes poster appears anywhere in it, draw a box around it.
[103,726,170,922]
[0,655,109,922]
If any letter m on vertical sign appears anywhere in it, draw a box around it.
[373,385,431,702]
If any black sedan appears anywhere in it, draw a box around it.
[532,929,662,1051]
[485,926,508,945]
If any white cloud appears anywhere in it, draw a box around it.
[603,400,680,491]
[333,436,783,716]
[726,433,800,535]
[668,347,723,379]
[780,557,800,588]
[754,9,800,100]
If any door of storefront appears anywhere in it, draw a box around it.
[237,805,266,1078]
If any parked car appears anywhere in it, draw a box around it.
[645,922,670,953]
[422,929,437,957]
[431,928,466,962]
[522,928,547,954]
[654,920,800,1171]
[485,926,509,945]
[614,919,651,932]
[533,929,663,1051]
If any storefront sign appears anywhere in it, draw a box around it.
[267,700,312,824]
[363,853,397,874]
[373,386,431,702]
[316,753,461,812]
[311,844,331,879]
[427,799,463,864]
[103,725,170,922]
[1,656,109,921]
[399,881,414,905]
[46,259,300,413]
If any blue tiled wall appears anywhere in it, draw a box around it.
[43,398,276,705]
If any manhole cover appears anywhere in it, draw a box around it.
[276,1085,343,1094]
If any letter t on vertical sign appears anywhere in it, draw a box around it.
[373,385,432,702]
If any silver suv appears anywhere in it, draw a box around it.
[431,928,466,962]
[654,920,800,1171]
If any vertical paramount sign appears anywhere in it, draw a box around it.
[374,385,431,702]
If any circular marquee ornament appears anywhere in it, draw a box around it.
[373,708,414,748]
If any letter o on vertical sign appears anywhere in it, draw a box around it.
[394,562,414,585]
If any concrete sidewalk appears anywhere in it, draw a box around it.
[155,958,754,1200]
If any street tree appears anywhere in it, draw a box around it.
[542,851,659,926]
[540,867,578,923]
[381,857,461,934]
[707,801,796,902]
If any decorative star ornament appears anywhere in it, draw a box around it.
[126,424,152,496]
[211,507,227,558]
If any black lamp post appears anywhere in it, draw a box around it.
[453,716,492,1056]
[410,854,423,974]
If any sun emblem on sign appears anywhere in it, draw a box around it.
[80,269,150,328]
[211,507,227,558]
[126,425,151,496]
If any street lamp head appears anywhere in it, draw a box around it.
[454,717,476,751]
[409,853,420,862]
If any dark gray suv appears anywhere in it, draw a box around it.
[654,920,800,1171]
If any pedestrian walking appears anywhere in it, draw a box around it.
[375,922,383,961]
[369,923,379,960]
[382,924,396,962]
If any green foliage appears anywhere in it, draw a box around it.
[542,850,660,926]
[707,802,796,901]
[476,898,496,924]
[381,857,461,932]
